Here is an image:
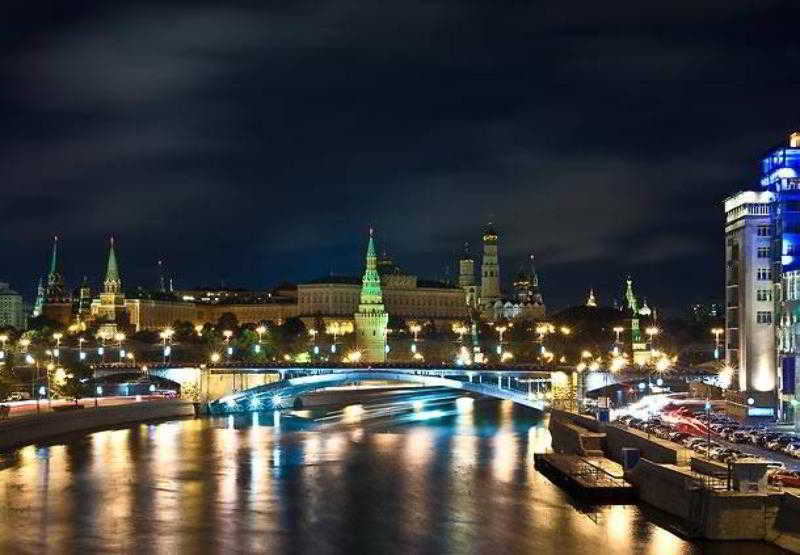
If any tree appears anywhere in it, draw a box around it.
[216,312,239,333]
[0,376,13,401]
[172,320,195,343]
[273,317,309,356]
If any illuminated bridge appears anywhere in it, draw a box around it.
[92,363,556,413]
[207,367,552,414]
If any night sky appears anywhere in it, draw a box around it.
[2,1,799,312]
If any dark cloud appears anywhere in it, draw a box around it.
[2,0,799,310]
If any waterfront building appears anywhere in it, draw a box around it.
[724,191,777,412]
[0,283,25,329]
[757,131,800,421]
[353,230,388,362]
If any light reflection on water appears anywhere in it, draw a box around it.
[0,398,784,554]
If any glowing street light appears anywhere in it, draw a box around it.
[346,350,363,363]
[613,326,624,343]
[19,338,31,352]
[0,334,7,360]
[451,323,468,343]
[256,325,267,343]
[195,324,204,336]
[711,327,724,360]
[160,328,174,363]
[77,336,86,361]
[114,332,126,361]
[210,352,221,364]
[409,323,422,342]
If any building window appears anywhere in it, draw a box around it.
[757,311,773,324]
[757,246,770,258]
[757,225,771,237]
[757,267,772,280]
[757,289,773,302]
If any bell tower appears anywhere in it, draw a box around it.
[480,223,501,308]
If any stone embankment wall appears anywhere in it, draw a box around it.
[548,417,605,456]
[605,424,691,465]
[0,401,197,450]
[627,459,800,548]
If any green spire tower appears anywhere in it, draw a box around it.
[97,237,126,334]
[624,276,648,364]
[45,235,67,302]
[354,228,388,363]
[104,237,121,294]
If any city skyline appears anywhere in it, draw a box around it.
[3,2,799,311]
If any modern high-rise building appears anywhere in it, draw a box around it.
[0,282,25,329]
[724,191,776,410]
[760,132,800,422]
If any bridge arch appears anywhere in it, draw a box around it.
[208,371,545,414]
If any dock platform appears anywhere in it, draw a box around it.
[535,454,636,502]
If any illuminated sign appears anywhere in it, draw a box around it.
[747,407,775,417]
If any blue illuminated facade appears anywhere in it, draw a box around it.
[761,132,800,422]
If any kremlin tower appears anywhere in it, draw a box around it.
[480,223,501,309]
[353,229,388,363]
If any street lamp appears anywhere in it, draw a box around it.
[19,338,30,352]
[451,323,468,343]
[210,352,221,364]
[160,328,174,363]
[223,329,233,359]
[194,324,204,337]
[711,327,724,360]
[78,336,86,360]
[114,332,126,361]
[0,334,7,360]
[613,326,624,342]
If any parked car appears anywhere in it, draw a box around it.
[784,443,800,458]
[766,436,794,451]
[669,432,689,443]
[768,470,800,488]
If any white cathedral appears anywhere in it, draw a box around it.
[458,224,546,321]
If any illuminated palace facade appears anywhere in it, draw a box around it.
[36,226,547,351]
[725,131,800,423]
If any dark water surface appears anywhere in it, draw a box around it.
[0,397,783,554]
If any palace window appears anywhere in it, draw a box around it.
[757,289,773,302]
[757,225,771,237]
[757,246,770,258]
[757,267,772,280]
[757,311,773,324]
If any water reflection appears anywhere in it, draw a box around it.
[0,397,783,554]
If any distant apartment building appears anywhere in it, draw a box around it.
[0,282,26,329]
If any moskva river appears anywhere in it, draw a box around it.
[0,391,782,554]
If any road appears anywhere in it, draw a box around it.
[1,395,178,417]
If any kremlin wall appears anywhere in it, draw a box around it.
[37,225,546,340]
